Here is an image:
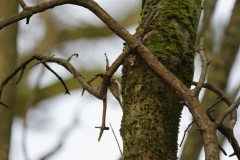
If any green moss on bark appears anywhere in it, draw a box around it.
[121,0,201,159]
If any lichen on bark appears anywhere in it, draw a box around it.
[120,0,201,159]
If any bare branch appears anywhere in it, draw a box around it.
[109,123,122,155]
[81,74,102,97]
[215,97,240,127]
[0,0,74,30]
[192,82,237,129]
[207,112,240,159]
[180,121,195,147]
[18,0,32,24]
[192,82,233,106]
[193,37,209,97]
[95,99,109,142]
[219,144,227,156]
[19,0,28,9]
[0,54,104,108]
[0,101,9,108]
[207,99,222,112]
[68,53,78,62]
[0,57,35,100]
[192,80,239,155]
[32,54,101,99]
[42,62,70,95]
[16,66,26,84]
[104,53,109,71]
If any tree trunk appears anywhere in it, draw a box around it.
[120,0,201,159]
[0,1,18,160]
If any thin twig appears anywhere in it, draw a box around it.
[137,1,162,40]
[18,0,32,24]
[31,58,71,95]
[16,66,26,84]
[81,74,103,96]
[0,101,9,108]
[192,82,233,106]
[68,53,78,61]
[207,99,222,112]
[180,121,195,147]
[32,54,101,99]
[30,60,48,69]
[109,123,122,155]
[42,62,70,95]
[26,17,31,24]
[219,144,227,156]
[19,0,28,9]
[104,53,109,71]
[0,57,35,102]
[229,152,236,157]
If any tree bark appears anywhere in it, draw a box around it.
[0,1,18,160]
[120,0,201,159]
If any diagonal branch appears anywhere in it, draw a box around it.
[19,0,28,9]
[109,123,122,155]
[81,74,103,97]
[0,54,102,107]
[0,0,73,30]
[192,81,237,129]
[32,54,101,99]
[0,57,35,99]
[192,82,233,106]
[180,121,195,147]
[41,62,70,95]
[215,97,240,127]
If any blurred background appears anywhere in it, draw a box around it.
[0,0,240,159]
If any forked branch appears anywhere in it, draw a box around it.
[192,82,239,158]
[0,54,101,108]
[193,37,214,97]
